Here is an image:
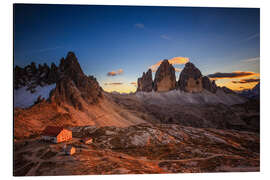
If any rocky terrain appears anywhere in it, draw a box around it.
[14,52,147,139]
[107,90,259,133]
[14,52,260,175]
[14,123,259,176]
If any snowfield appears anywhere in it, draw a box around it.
[135,89,246,106]
[14,84,56,108]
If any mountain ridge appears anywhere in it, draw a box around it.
[137,61,221,94]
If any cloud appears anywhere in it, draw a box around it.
[207,71,259,79]
[150,57,189,72]
[130,82,137,87]
[134,23,144,29]
[244,33,259,41]
[104,82,123,86]
[130,82,137,85]
[160,34,171,40]
[232,78,260,84]
[107,69,123,76]
[241,57,260,63]
[175,68,182,72]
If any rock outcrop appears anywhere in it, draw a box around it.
[153,60,176,92]
[49,52,103,109]
[202,76,217,93]
[178,62,203,93]
[137,60,237,94]
[14,51,103,110]
[137,69,153,92]
[14,61,59,91]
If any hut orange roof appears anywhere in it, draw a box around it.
[42,126,65,136]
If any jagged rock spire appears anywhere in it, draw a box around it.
[178,62,203,93]
[50,52,103,109]
[153,60,176,92]
[137,69,153,92]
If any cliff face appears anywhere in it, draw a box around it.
[137,69,153,92]
[153,60,176,92]
[202,76,217,93]
[49,52,103,109]
[137,60,220,93]
[178,62,203,93]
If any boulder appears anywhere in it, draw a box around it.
[153,60,176,92]
[137,69,153,92]
[178,62,203,93]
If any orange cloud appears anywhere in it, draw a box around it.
[232,78,260,84]
[130,82,137,87]
[150,57,189,72]
[104,82,123,86]
[107,69,123,76]
[175,68,182,72]
[207,71,259,80]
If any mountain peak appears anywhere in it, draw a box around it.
[59,51,84,77]
[137,68,153,92]
[50,52,103,109]
[178,62,203,92]
[153,59,176,92]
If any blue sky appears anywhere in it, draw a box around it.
[14,4,260,92]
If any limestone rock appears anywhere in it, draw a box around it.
[153,60,176,92]
[137,69,153,92]
[178,62,203,93]
[49,52,103,109]
[202,76,217,93]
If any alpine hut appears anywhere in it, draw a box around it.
[42,126,72,143]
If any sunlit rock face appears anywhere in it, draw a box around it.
[178,62,203,93]
[137,69,153,92]
[153,60,176,92]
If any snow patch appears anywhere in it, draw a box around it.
[14,84,56,108]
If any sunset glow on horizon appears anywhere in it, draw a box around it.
[14,5,259,93]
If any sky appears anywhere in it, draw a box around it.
[14,4,260,93]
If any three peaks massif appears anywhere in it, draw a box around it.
[137,59,219,93]
[14,52,259,139]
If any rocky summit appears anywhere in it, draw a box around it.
[153,60,176,92]
[14,52,103,110]
[137,60,222,94]
[178,62,203,93]
[137,69,153,92]
[49,52,103,109]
